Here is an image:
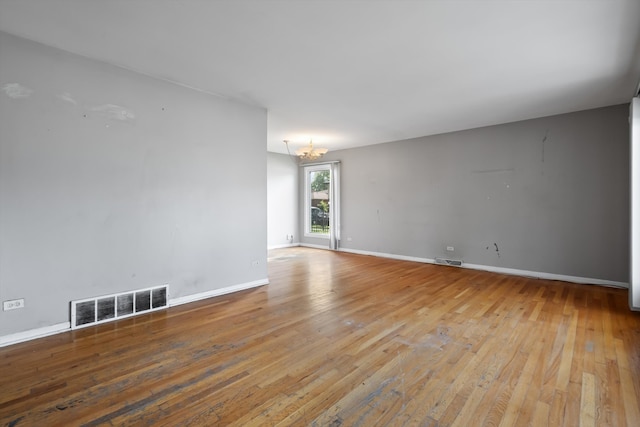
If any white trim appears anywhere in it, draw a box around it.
[268,243,300,250]
[329,162,340,249]
[304,164,332,239]
[339,247,436,264]
[169,278,268,307]
[0,322,70,348]
[300,243,330,250]
[462,263,627,288]
[298,160,341,167]
[0,279,269,348]
[304,232,330,239]
[631,97,640,309]
[338,248,628,289]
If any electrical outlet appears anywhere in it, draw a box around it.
[446,246,455,252]
[3,298,25,311]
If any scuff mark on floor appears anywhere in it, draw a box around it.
[43,398,84,413]
[397,350,407,410]
[395,325,452,351]
[7,416,24,427]
[585,341,594,352]
[343,319,365,329]
[353,376,395,408]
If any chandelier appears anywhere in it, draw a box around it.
[284,139,328,161]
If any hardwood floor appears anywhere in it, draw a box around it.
[1,247,639,426]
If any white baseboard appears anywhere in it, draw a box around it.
[0,279,269,348]
[169,278,269,307]
[339,247,435,264]
[268,243,300,250]
[338,248,628,289]
[462,262,628,288]
[0,322,70,348]
[299,243,330,250]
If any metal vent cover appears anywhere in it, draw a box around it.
[434,258,463,267]
[71,285,168,329]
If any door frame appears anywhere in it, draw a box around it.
[302,161,340,250]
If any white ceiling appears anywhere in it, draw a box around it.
[1,0,639,154]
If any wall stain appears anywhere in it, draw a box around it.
[486,243,501,258]
[541,129,549,175]
[57,92,78,105]
[89,104,136,122]
[54,91,135,124]
[2,83,33,99]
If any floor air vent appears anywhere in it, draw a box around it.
[71,285,169,329]
[434,258,463,267]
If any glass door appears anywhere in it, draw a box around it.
[304,162,340,249]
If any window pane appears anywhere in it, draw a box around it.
[309,169,330,235]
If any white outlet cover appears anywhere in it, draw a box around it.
[3,298,25,311]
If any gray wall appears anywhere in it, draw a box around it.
[267,152,298,248]
[310,105,629,283]
[0,32,267,336]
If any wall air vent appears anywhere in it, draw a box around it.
[71,285,169,330]
[434,258,463,267]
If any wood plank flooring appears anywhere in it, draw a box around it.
[1,247,639,426]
